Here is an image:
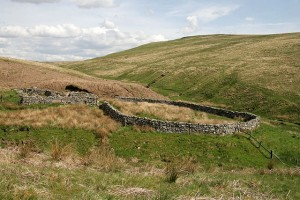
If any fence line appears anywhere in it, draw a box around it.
[246,132,287,165]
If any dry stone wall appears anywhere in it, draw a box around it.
[100,97,260,135]
[17,88,99,105]
[16,88,260,135]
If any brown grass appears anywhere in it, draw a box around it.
[18,140,39,159]
[0,104,120,132]
[110,100,237,124]
[50,139,74,161]
[0,57,165,99]
[81,145,125,172]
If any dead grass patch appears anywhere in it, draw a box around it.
[81,145,126,172]
[0,105,120,134]
[109,186,154,199]
[110,100,237,124]
[50,139,74,161]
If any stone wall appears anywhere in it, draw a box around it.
[100,97,260,135]
[17,88,99,105]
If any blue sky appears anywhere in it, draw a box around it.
[0,0,299,61]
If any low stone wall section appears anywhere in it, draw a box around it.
[17,88,99,105]
[100,97,260,135]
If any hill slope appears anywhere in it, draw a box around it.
[0,57,164,99]
[58,33,300,122]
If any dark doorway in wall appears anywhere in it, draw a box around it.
[65,85,90,93]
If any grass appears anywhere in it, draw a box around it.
[0,89,299,199]
[110,100,238,124]
[57,33,300,123]
[0,126,97,155]
[0,159,298,199]
[109,122,300,169]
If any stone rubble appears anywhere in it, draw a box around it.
[17,87,99,105]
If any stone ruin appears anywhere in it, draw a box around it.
[100,97,261,135]
[17,87,98,105]
[16,87,260,135]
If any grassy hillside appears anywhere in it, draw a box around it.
[0,89,299,199]
[0,57,164,99]
[58,33,300,123]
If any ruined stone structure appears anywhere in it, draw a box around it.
[17,88,98,105]
[100,97,260,135]
[17,88,260,135]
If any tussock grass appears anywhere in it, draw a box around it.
[111,100,237,124]
[0,104,120,134]
[82,145,125,172]
[50,139,74,161]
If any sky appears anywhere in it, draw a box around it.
[0,0,299,61]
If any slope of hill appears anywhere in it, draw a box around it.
[58,33,300,122]
[0,57,164,99]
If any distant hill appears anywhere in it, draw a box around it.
[0,57,164,99]
[57,33,300,122]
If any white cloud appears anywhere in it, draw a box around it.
[102,19,116,29]
[29,24,82,37]
[245,17,254,22]
[196,5,239,22]
[11,0,60,4]
[0,21,166,61]
[74,0,118,8]
[0,38,9,46]
[0,26,29,37]
[183,15,198,33]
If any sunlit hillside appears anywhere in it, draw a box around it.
[58,33,300,122]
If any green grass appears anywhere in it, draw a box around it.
[0,88,299,199]
[57,33,300,123]
[0,159,298,199]
[0,126,98,155]
[110,123,300,169]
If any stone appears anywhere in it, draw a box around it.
[99,97,260,135]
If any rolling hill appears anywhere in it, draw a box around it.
[57,33,300,123]
[0,34,299,199]
[0,57,164,99]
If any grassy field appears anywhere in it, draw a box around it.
[57,33,300,123]
[0,89,299,199]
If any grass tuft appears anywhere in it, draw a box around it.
[165,163,179,183]
[81,145,124,172]
[50,139,74,161]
